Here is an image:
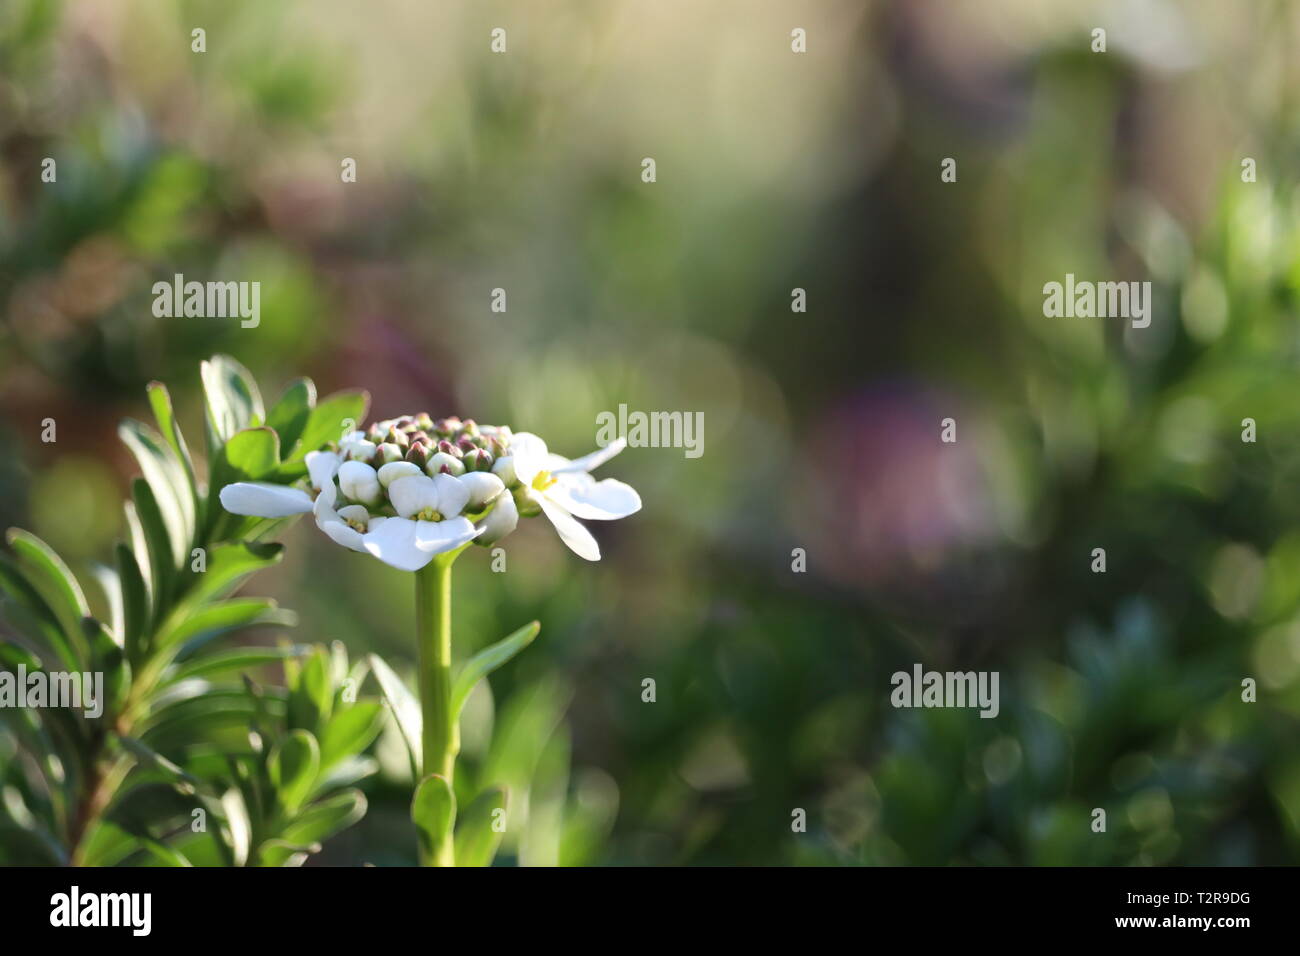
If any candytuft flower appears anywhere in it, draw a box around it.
[219,414,638,567]
[493,432,640,561]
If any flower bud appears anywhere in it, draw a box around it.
[415,412,435,432]
[385,426,410,449]
[492,455,518,487]
[456,436,477,454]
[459,471,505,510]
[405,442,431,469]
[438,439,463,459]
[378,460,422,488]
[338,461,382,505]
[373,442,405,466]
[460,419,480,438]
[427,452,466,477]
[463,447,494,472]
[342,438,377,462]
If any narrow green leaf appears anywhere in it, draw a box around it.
[168,645,305,683]
[268,729,320,815]
[5,529,90,667]
[368,654,422,778]
[131,478,176,619]
[219,788,253,867]
[207,427,282,539]
[0,555,78,671]
[451,620,540,720]
[88,562,124,647]
[119,419,193,565]
[146,381,203,529]
[139,839,192,867]
[454,786,509,867]
[114,543,149,666]
[201,355,264,448]
[181,541,284,609]
[257,838,312,867]
[286,389,369,461]
[265,378,317,454]
[411,774,455,865]
[288,645,332,732]
[318,700,385,772]
[280,789,367,848]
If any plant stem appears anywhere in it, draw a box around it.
[415,553,458,866]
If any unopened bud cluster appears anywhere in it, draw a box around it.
[341,415,511,477]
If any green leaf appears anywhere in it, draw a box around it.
[146,381,202,528]
[411,774,455,865]
[131,478,177,618]
[168,645,305,683]
[139,838,192,867]
[208,427,282,538]
[257,838,311,867]
[88,562,124,647]
[155,597,295,659]
[84,617,129,721]
[268,729,320,815]
[0,554,79,671]
[4,529,90,666]
[201,354,264,449]
[451,620,540,720]
[318,700,385,772]
[288,645,334,732]
[368,653,422,777]
[265,378,317,454]
[114,543,150,665]
[454,786,509,867]
[219,788,253,867]
[286,389,369,461]
[119,417,194,564]
[280,789,366,848]
[118,735,201,795]
[181,541,285,609]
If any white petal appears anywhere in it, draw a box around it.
[338,461,382,505]
[388,474,439,518]
[491,455,518,486]
[475,490,518,545]
[219,482,313,518]
[458,471,505,511]
[312,488,368,552]
[413,516,481,554]
[319,517,366,552]
[431,472,470,517]
[546,473,641,520]
[538,496,601,561]
[362,517,436,571]
[508,432,549,487]
[550,437,627,474]
[305,450,342,491]
[378,460,422,488]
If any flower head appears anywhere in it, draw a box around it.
[219,415,639,567]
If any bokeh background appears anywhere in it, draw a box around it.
[4,0,1300,864]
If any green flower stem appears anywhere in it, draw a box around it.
[414,550,461,866]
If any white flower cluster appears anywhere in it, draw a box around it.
[219,414,640,570]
